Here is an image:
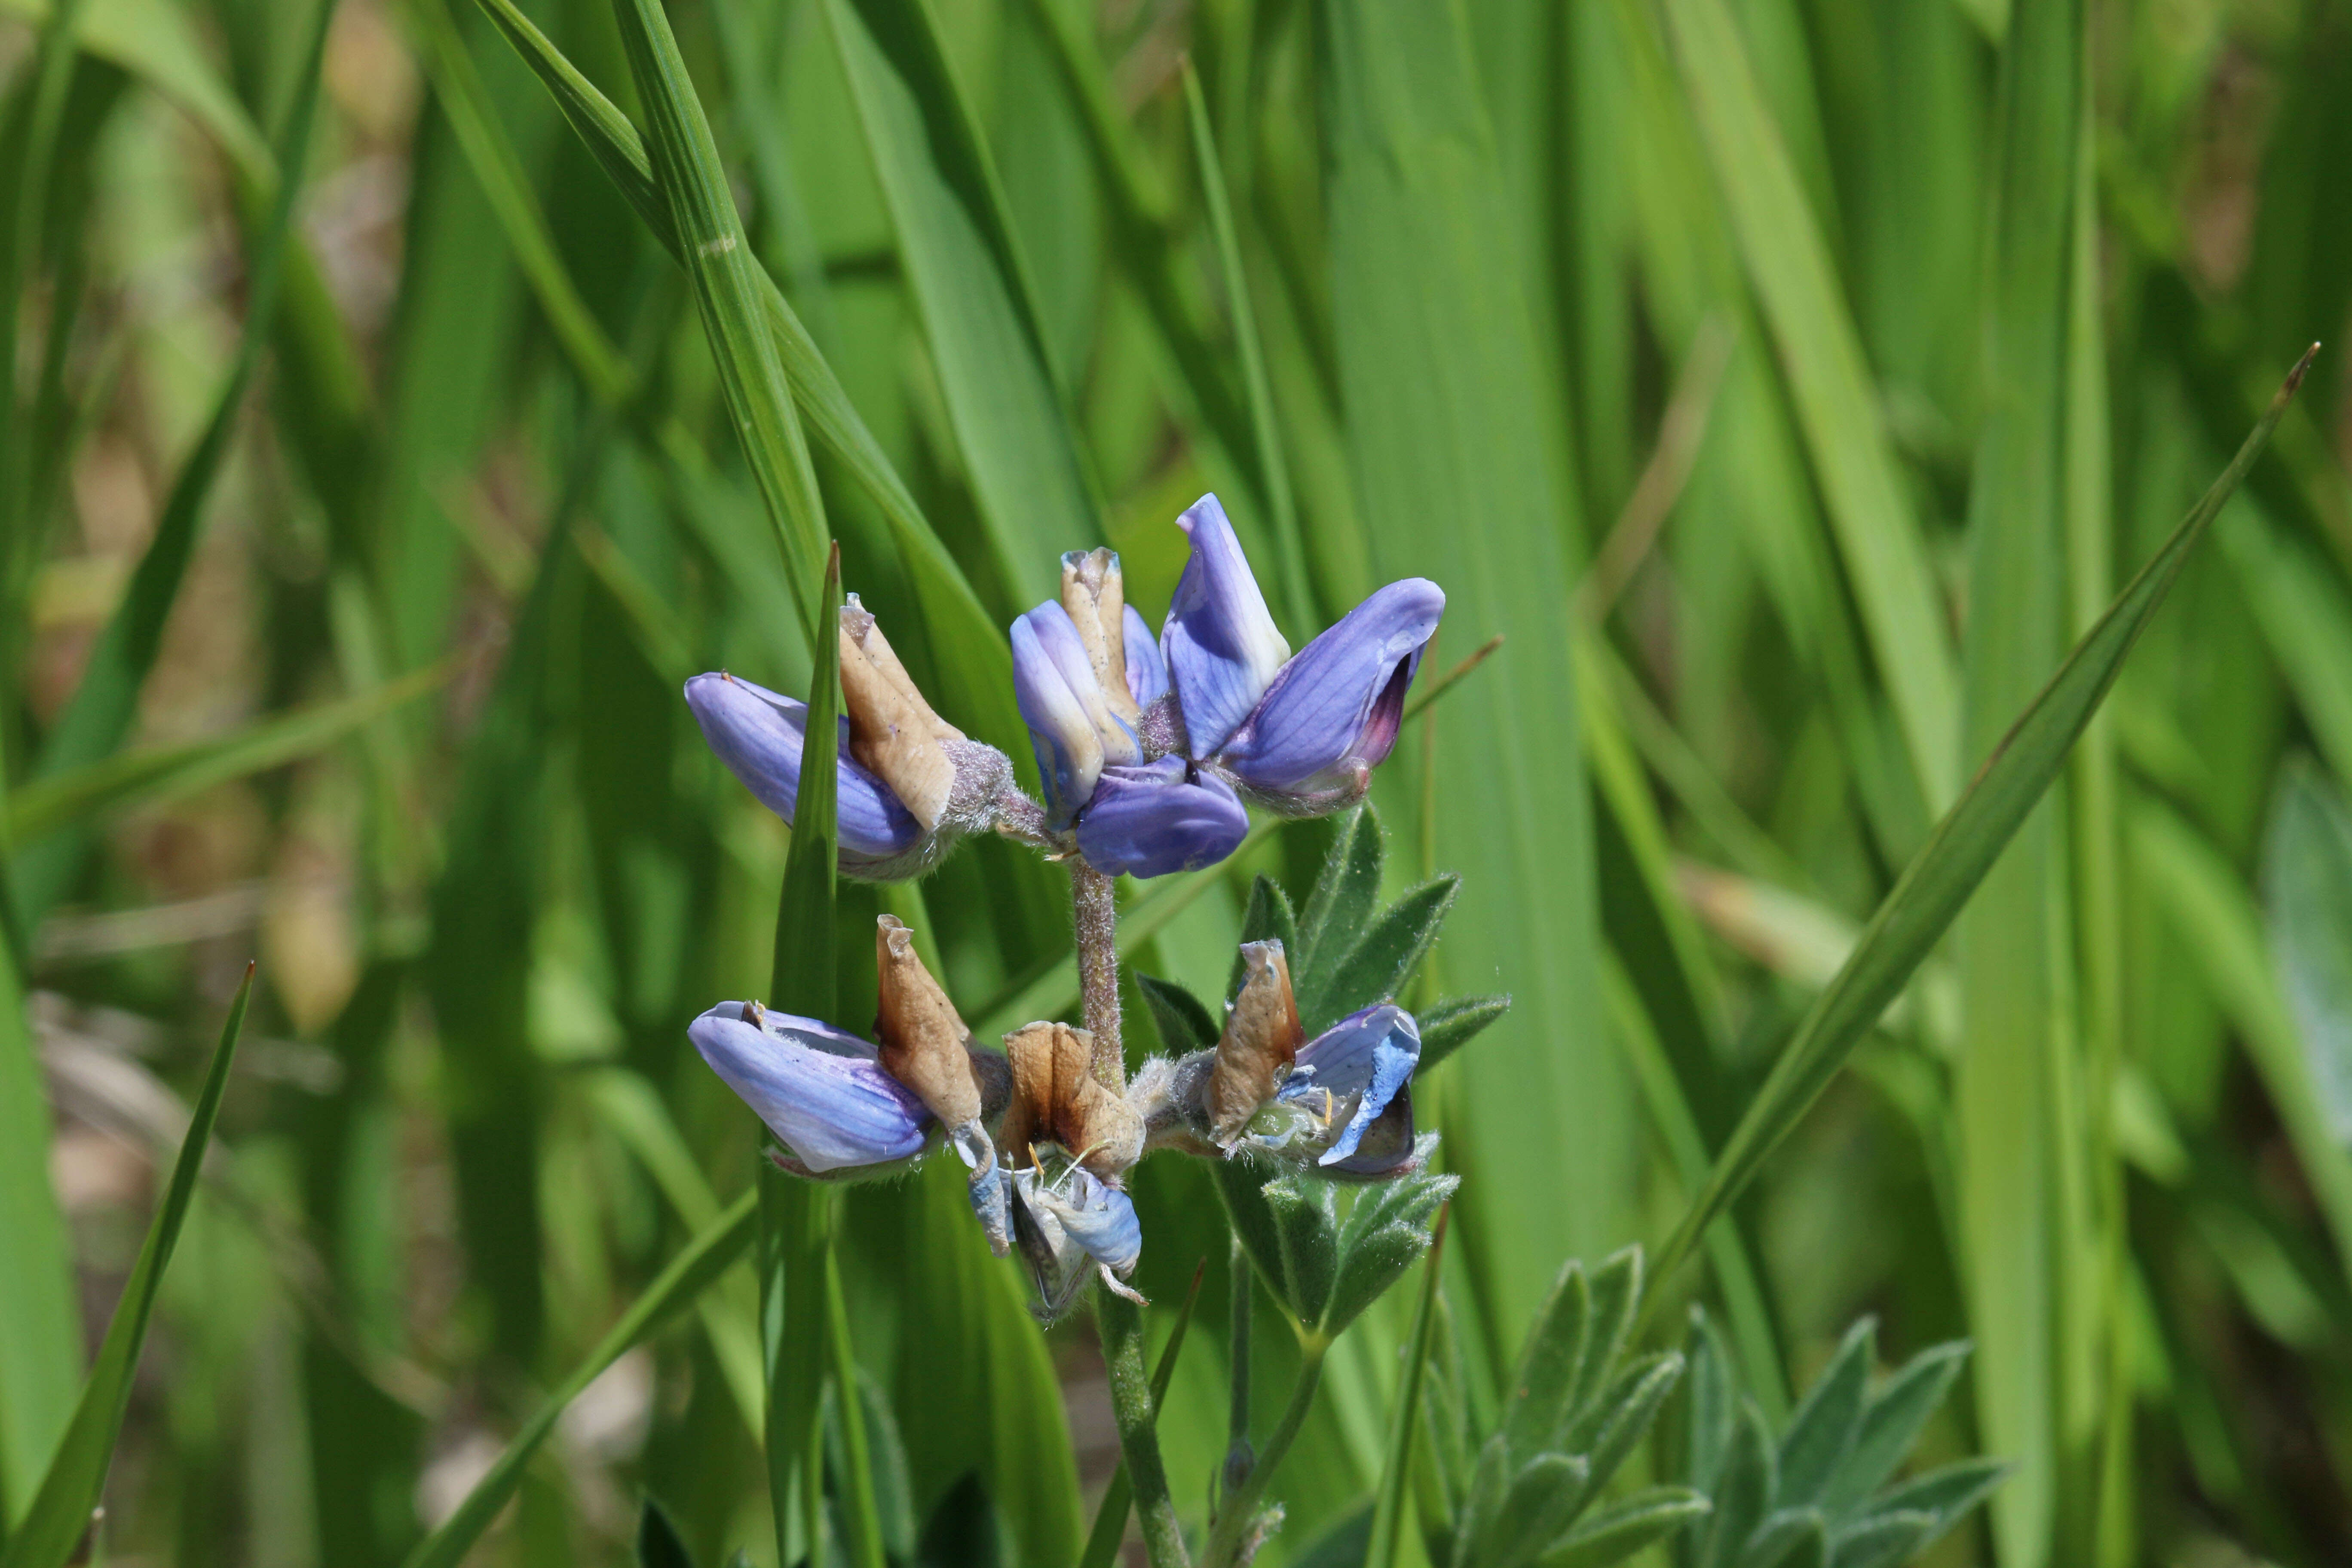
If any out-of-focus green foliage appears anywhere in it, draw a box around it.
[9,0,2352,1561]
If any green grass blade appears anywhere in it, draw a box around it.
[469,0,1045,797]
[1321,0,1614,1344]
[1643,0,1961,809]
[6,662,453,845]
[395,1191,759,1568]
[1075,1262,1205,1568]
[821,0,1101,600]
[1182,61,1313,637]
[610,0,828,645]
[10,0,337,931]
[0,939,79,1530]
[402,0,630,404]
[0,965,254,1568]
[1652,346,2317,1284]
[1953,2,2083,1559]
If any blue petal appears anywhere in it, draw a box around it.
[689,1003,929,1172]
[684,674,923,863]
[1011,608,1109,825]
[1054,1169,1142,1274]
[1074,758,1250,879]
[1217,579,1443,798]
[1123,604,1168,707]
[1161,494,1291,757]
[1286,1004,1420,1166]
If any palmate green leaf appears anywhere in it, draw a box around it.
[10,0,335,933]
[1324,1173,1455,1338]
[1296,806,1386,983]
[1321,0,1617,1338]
[1742,1508,1828,1568]
[1652,346,2316,1281]
[1229,875,1303,1002]
[822,0,1100,603]
[0,967,252,1568]
[610,0,826,645]
[1640,0,1959,809]
[1696,1403,1776,1568]
[0,940,80,1530]
[1300,878,1459,1039]
[1816,1343,1972,1520]
[1552,1488,1712,1568]
[5,662,452,845]
[1772,1320,1873,1508]
[1415,995,1510,1075]
[397,1191,758,1568]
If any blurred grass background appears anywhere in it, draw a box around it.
[4,0,2352,1562]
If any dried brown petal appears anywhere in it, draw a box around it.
[873,915,981,1127]
[1060,549,1138,723]
[839,598,964,829]
[999,1020,1144,1177]
[1208,941,1302,1144]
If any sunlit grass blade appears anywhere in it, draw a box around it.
[1182,61,1312,637]
[401,0,629,404]
[610,0,827,643]
[1321,0,1612,1342]
[6,662,453,845]
[1954,1,2086,1559]
[1652,346,2318,1284]
[396,1191,758,1568]
[0,965,253,1568]
[10,0,336,932]
[821,0,1102,599]
[1641,0,1961,809]
[469,0,1044,799]
[1076,1261,1206,1568]
[760,543,845,1567]
[0,939,79,1530]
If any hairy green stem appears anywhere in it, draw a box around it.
[1071,861,1125,1088]
[1098,1286,1191,1568]
[1226,1238,1253,1490]
[1203,1334,1328,1568]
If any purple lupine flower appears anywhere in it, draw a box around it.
[1280,1003,1421,1176]
[1008,1163,1144,1314]
[686,601,1012,882]
[685,674,925,875]
[1012,550,1249,878]
[1164,495,1443,815]
[687,1002,931,1173]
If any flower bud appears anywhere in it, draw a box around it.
[1207,942,1304,1145]
[688,1002,928,1173]
[998,1020,1145,1177]
[873,914,983,1127]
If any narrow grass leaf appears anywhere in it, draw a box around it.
[0,940,78,1529]
[1323,0,1616,1343]
[6,662,453,845]
[610,0,827,642]
[12,0,336,931]
[822,0,1099,600]
[0,966,253,1568]
[1653,347,2317,1282]
[1644,0,1960,807]
[397,1192,758,1568]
